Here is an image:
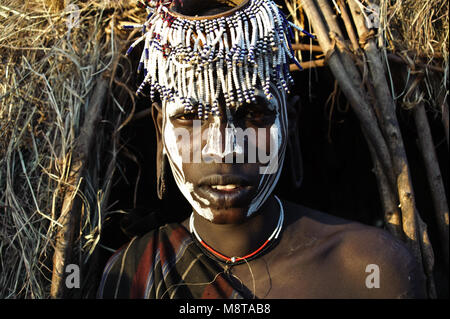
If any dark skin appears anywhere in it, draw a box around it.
[151,92,427,299]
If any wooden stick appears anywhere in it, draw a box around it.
[291,43,323,52]
[336,0,399,197]
[300,0,396,192]
[316,0,345,38]
[417,215,438,298]
[387,53,445,73]
[50,77,108,299]
[414,101,449,267]
[337,0,359,52]
[346,0,437,297]
[442,100,449,148]
[290,59,326,71]
[363,129,403,239]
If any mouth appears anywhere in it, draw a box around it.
[195,174,254,207]
[210,184,240,191]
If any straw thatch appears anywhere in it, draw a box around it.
[0,0,139,298]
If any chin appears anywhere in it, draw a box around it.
[206,206,252,224]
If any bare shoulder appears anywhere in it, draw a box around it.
[280,199,427,298]
[335,221,427,298]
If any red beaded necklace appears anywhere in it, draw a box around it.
[189,196,284,264]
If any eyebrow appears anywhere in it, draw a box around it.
[250,92,279,111]
[165,91,279,117]
[165,102,186,117]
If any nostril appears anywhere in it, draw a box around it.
[201,152,223,164]
[201,120,246,162]
[202,120,222,159]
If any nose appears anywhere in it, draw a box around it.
[201,113,243,162]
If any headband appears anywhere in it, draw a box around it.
[124,0,313,119]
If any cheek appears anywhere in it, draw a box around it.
[253,118,284,154]
[163,118,186,173]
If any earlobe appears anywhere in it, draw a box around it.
[286,95,303,189]
[151,101,163,141]
[151,101,168,200]
[287,95,301,136]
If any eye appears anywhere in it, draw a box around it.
[169,110,195,121]
[237,105,276,125]
[170,111,206,126]
[244,109,265,119]
[176,112,197,121]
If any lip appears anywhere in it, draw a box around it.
[198,174,250,187]
[195,174,254,208]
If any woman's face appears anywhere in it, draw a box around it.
[160,84,288,224]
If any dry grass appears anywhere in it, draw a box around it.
[0,0,137,298]
[379,0,449,112]
[381,0,448,62]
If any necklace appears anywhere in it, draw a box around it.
[189,195,284,265]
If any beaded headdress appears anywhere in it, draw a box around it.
[124,0,313,119]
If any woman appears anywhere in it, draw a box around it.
[98,0,425,299]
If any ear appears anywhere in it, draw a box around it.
[286,94,303,189]
[151,101,168,200]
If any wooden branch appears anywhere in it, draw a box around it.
[442,100,449,148]
[50,77,109,299]
[337,0,359,52]
[290,59,326,71]
[387,53,445,73]
[347,0,436,297]
[335,1,400,210]
[417,215,438,298]
[300,0,396,193]
[414,101,449,267]
[316,0,345,38]
[363,129,403,238]
[291,43,322,52]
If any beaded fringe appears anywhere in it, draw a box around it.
[125,0,312,119]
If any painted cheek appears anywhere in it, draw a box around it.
[163,121,181,168]
[255,124,280,155]
[255,116,284,161]
[163,111,215,221]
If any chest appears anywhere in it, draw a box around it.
[224,243,356,298]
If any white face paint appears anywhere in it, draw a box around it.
[162,84,288,221]
[163,98,215,221]
[246,84,288,217]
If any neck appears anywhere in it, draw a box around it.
[191,195,281,260]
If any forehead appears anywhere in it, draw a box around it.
[164,85,284,117]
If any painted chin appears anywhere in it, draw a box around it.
[191,194,251,224]
[205,207,250,224]
[193,184,255,210]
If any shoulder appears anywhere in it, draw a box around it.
[334,222,427,298]
[114,222,190,256]
[280,199,427,298]
[97,223,190,298]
